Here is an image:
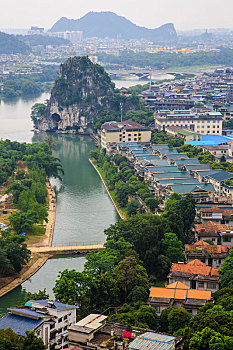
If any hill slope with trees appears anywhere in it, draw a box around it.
[0,32,31,54]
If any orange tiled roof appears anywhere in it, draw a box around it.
[171,260,220,276]
[150,286,211,301]
[195,221,233,233]
[166,281,190,289]
[185,241,232,254]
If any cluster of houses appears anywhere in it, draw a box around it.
[116,142,233,205]
[140,68,233,117]
[0,300,179,350]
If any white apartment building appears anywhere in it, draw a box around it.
[155,111,223,135]
[0,299,77,349]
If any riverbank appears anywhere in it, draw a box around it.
[0,180,56,298]
[89,159,125,219]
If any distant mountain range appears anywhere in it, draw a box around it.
[0,32,31,54]
[49,11,177,42]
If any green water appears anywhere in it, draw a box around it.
[0,94,119,317]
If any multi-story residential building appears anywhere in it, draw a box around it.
[194,221,233,245]
[0,300,77,349]
[167,259,220,292]
[184,240,231,267]
[148,281,212,316]
[154,110,223,135]
[100,120,151,149]
[198,206,233,225]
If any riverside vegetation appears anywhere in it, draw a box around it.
[1,66,59,99]
[0,140,63,278]
[51,147,233,349]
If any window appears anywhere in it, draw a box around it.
[134,134,137,136]
[207,282,217,289]
[223,236,231,242]
[58,318,62,323]
[64,315,68,320]
[128,134,131,137]
[134,138,137,141]
[218,259,221,264]
[198,282,204,288]
[155,306,160,313]
[128,138,131,141]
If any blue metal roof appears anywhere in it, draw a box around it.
[175,158,200,165]
[0,313,43,336]
[185,134,233,146]
[158,178,200,185]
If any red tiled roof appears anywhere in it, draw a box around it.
[171,260,220,276]
[200,206,233,217]
[195,221,233,234]
[185,241,232,254]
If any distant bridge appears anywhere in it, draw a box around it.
[29,243,105,256]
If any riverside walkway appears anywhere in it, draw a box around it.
[29,243,105,256]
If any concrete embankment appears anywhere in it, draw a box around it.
[0,181,56,298]
[89,159,124,220]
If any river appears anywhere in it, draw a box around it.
[0,77,164,316]
[0,92,120,316]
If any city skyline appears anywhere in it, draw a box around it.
[1,0,232,31]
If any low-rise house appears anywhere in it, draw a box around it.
[184,240,231,267]
[167,259,220,292]
[198,206,233,225]
[129,332,176,350]
[195,221,233,245]
[0,300,77,349]
[68,314,108,347]
[148,281,212,316]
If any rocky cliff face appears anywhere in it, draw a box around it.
[36,56,116,132]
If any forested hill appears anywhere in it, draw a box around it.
[16,34,70,48]
[0,32,31,54]
[49,11,177,42]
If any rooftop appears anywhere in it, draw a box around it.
[170,259,220,277]
[29,299,77,310]
[129,332,175,350]
[0,313,43,336]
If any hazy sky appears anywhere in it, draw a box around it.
[2,0,232,30]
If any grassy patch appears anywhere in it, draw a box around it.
[26,225,46,245]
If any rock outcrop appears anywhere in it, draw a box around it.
[36,56,116,132]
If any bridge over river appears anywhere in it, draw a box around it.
[29,243,105,256]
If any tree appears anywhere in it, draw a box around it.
[0,329,45,350]
[10,212,34,234]
[115,181,131,207]
[114,254,149,300]
[219,248,233,288]
[161,232,184,263]
[105,213,167,275]
[168,307,191,333]
[189,327,233,350]
[0,232,30,275]
[127,199,140,217]
[53,269,90,306]
[159,306,175,332]
[127,286,148,303]
[145,197,159,211]
[0,328,23,350]
[89,272,119,311]
[24,289,49,303]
